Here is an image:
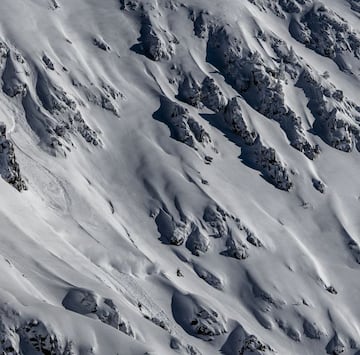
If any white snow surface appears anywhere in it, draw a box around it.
[0,0,359,354]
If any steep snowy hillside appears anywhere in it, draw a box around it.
[0,0,360,354]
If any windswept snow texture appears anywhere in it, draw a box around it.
[1,0,360,354]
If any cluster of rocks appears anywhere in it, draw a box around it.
[201,76,228,112]
[269,36,302,80]
[312,178,326,193]
[172,292,227,340]
[20,320,74,355]
[191,10,210,39]
[221,234,249,260]
[239,334,268,354]
[0,40,9,63]
[206,27,317,160]
[176,68,293,191]
[169,336,202,355]
[49,0,60,10]
[154,202,263,266]
[36,77,101,148]
[191,308,226,338]
[224,97,257,145]
[42,54,55,70]
[247,1,360,72]
[270,33,360,157]
[92,37,111,52]
[176,75,227,113]
[0,40,103,152]
[136,16,177,61]
[298,68,360,152]
[348,238,360,264]
[221,322,272,354]
[119,0,142,11]
[349,0,360,13]
[203,205,229,239]
[155,98,211,148]
[155,209,192,246]
[326,333,346,355]
[62,288,135,338]
[192,263,223,290]
[248,0,315,18]
[185,226,210,256]
[238,134,294,192]
[0,316,74,355]
[0,123,26,191]
[2,50,29,98]
[176,75,202,108]
[277,319,302,342]
[303,319,324,340]
[72,79,122,117]
[155,209,210,257]
[290,4,360,68]
[247,272,286,312]
[203,204,263,255]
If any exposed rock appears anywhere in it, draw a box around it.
[155,209,191,245]
[36,74,101,147]
[245,229,263,247]
[0,319,20,355]
[21,320,64,354]
[224,97,257,145]
[221,324,272,355]
[0,40,9,64]
[192,10,210,39]
[239,334,268,354]
[50,0,60,10]
[277,319,301,342]
[177,75,202,108]
[222,96,292,189]
[348,239,360,264]
[270,36,302,80]
[303,319,323,339]
[62,288,135,338]
[290,4,360,69]
[253,142,293,191]
[221,234,249,260]
[172,292,227,340]
[169,336,202,355]
[348,0,360,13]
[248,0,309,17]
[154,98,210,148]
[193,263,223,290]
[203,205,229,239]
[298,68,360,152]
[0,314,74,355]
[312,178,326,193]
[42,54,55,70]
[206,27,317,159]
[248,272,286,310]
[186,226,210,256]
[93,37,111,51]
[247,0,286,18]
[2,51,28,98]
[326,333,346,355]
[200,76,227,112]
[326,285,338,295]
[0,123,26,191]
[119,0,142,11]
[74,80,122,117]
[136,15,177,61]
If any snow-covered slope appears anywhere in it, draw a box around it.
[0,0,360,354]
